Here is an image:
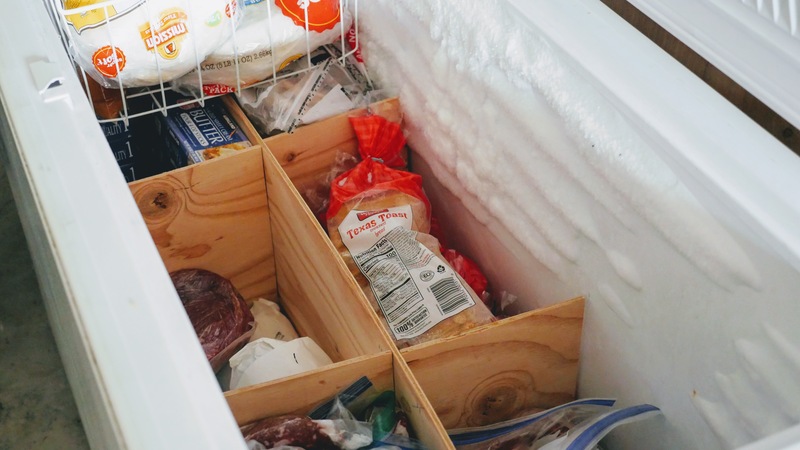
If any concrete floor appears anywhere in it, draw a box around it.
[0,166,90,450]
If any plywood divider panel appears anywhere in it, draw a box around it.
[392,353,457,450]
[401,297,585,429]
[129,146,277,301]
[264,98,403,194]
[226,352,394,426]
[261,146,394,361]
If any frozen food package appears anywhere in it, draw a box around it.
[327,115,495,348]
[237,44,382,136]
[62,0,243,88]
[229,337,333,390]
[153,94,251,168]
[172,0,352,93]
[249,298,299,342]
[448,399,661,450]
[169,268,254,372]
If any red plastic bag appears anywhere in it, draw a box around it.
[327,114,494,347]
[326,115,428,225]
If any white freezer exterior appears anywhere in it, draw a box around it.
[1,0,798,449]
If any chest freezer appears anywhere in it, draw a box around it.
[1,0,800,449]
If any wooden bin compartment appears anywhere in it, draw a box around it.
[129,145,391,364]
[127,99,452,449]
[127,95,585,450]
[261,97,586,431]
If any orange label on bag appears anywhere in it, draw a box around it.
[139,8,189,60]
[275,0,341,32]
[92,45,127,78]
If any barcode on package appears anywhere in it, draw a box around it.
[430,277,470,314]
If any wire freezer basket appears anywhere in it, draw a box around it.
[45,0,359,123]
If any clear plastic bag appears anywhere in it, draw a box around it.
[448,399,661,450]
[241,374,428,449]
[238,45,383,136]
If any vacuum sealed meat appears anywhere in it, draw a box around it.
[170,268,254,371]
[173,0,352,93]
[243,415,340,450]
[327,115,495,348]
[243,414,372,450]
[62,0,243,88]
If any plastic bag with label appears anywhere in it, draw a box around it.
[326,114,495,348]
[448,399,661,450]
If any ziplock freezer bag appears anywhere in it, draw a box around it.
[173,0,352,91]
[448,399,661,450]
[538,404,662,450]
[62,0,243,88]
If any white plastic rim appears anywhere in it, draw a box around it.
[0,0,249,448]
[624,0,800,131]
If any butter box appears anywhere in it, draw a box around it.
[155,96,251,168]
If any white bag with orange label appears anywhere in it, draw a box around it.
[172,0,352,94]
[62,0,243,88]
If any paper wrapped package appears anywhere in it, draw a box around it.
[229,337,332,390]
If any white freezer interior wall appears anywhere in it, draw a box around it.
[358,1,800,449]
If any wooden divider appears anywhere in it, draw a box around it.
[264,98,403,195]
[261,142,394,362]
[393,353,457,450]
[129,146,276,301]
[225,352,394,426]
[401,297,584,429]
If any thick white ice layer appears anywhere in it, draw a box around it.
[359,1,800,449]
[360,0,762,292]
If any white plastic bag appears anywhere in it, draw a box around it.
[249,298,299,342]
[173,0,352,91]
[229,337,333,389]
[238,49,382,135]
[62,0,243,88]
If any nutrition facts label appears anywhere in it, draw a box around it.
[339,206,475,340]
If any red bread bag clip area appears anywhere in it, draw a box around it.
[326,114,495,348]
[326,114,426,225]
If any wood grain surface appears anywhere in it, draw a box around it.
[264,97,403,195]
[393,352,457,450]
[401,297,585,429]
[129,146,277,301]
[261,146,394,361]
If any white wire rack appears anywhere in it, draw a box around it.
[45,0,359,124]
